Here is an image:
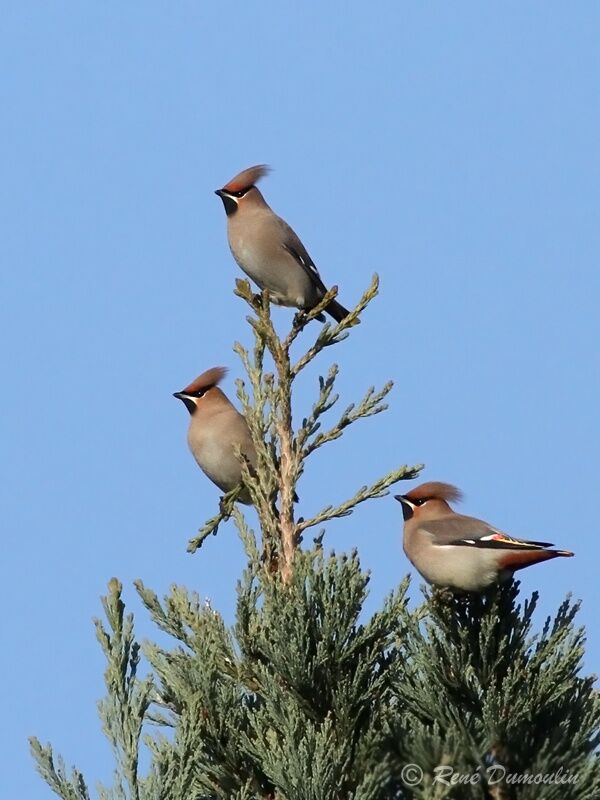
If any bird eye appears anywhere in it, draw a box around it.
[231,189,249,198]
[414,498,427,506]
[192,388,207,399]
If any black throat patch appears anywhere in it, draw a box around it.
[181,397,197,415]
[219,194,238,217]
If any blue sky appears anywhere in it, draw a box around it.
[2,3,599,797]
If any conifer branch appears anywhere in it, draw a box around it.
[29,740,90,800]
[135,579,197,647]
[295,365,340,451]
[271,336,297,585]
[32,580,154,800]
[283,284,343,348]
[232,506,262,565]
[95,578,153,800]
[233,367,284,547]
[291,275,379,376]
[297,463,423,534]
[301,380,394,457]
[187,486,242,554]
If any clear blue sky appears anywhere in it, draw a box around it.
[2,3,599,797]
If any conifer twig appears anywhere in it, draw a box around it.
[291,275,379,376]
[296,366,340,449]
[296,463,423,534]
[29,740,90,800]
[95,578,153,800]
[187,486,242,553]
[301,381,393,457]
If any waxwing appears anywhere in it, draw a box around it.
[174,367,256,504]
[215,165,353,323]
[395,482,573,592]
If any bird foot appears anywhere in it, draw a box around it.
[292,310,309,328]
[218,496,232,516]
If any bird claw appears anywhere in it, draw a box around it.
[218,496,230,516]
[293,310,308,328]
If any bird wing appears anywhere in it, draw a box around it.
[421,515,555,550]
[278,218,328,292]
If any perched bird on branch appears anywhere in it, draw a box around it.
[215,164,353,323]
[395,482,574,592]
[173,367,256,504]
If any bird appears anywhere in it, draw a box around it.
[215,165,354,323]
[395,481,574,592]
[173,367,256,504]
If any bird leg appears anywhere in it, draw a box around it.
[292,310,310,329]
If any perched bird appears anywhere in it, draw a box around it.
[215,165,353,323]
[173,367,256,504]
[395,482,574,592]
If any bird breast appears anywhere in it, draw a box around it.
[227,213,320,308]
[188,419,249,493]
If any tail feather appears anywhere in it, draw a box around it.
[325,298,360,325]
[500,548,574,572]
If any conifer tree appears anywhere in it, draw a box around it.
[31,281,599,800]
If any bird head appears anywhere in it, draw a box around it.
[395,481,463,521]
[173,367,228,416]
[215,165,271,216]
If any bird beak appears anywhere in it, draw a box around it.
[173,392,197,415]
[214,188,238,216]
[394,494,406,503]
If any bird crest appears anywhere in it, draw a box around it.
[181,366,228,395]
[221,165,271,193]
[403,481,464,504]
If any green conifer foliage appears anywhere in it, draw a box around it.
[388,585,600,799]
[31,282,599,799]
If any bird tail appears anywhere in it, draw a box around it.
[500,548,574,572]
[325,298,360,325]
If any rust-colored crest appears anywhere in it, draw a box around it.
[221,164,270,193]
[404,481,464,504]
[181,366,227,395]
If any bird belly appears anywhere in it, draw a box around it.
[411,545,500,592]
[229,239,319,309]
[188,431,244,495]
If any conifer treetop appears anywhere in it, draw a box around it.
[187,274,422,585]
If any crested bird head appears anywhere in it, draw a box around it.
[395,481,463,520]
[173,366,229,415]
[215,165,271,216]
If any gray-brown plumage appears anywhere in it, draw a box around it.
[215,165,353,323]
[173,367,256,504]
[395,481,574,592]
